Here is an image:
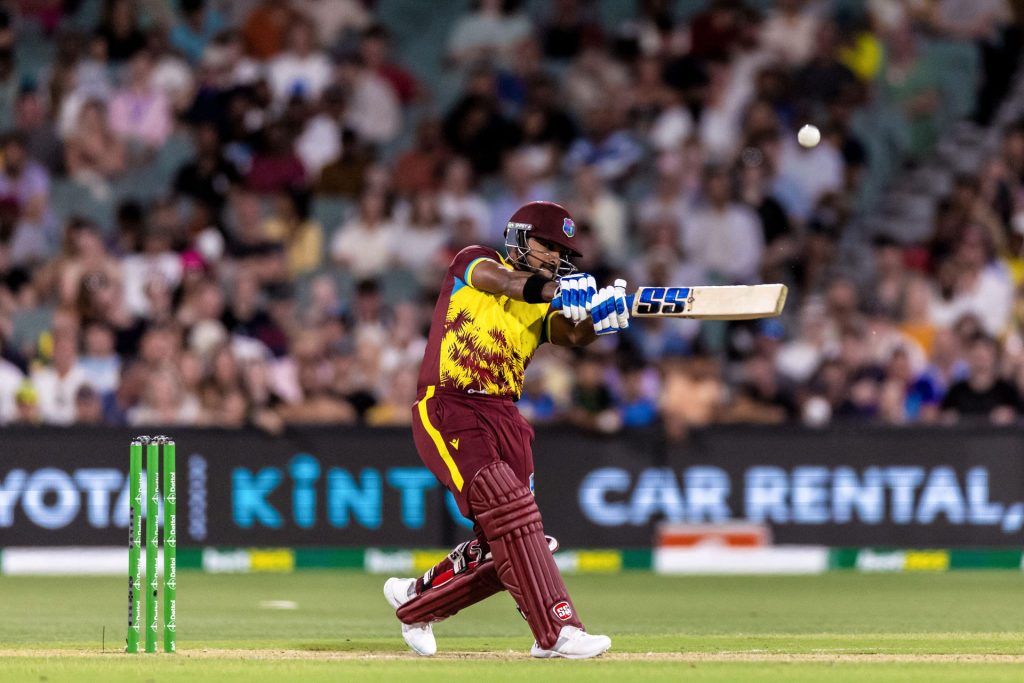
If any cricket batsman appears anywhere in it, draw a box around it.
[383,201,628,659]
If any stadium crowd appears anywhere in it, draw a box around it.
[0,0,1023,436]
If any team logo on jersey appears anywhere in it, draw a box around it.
[562,217,575,238]
[552,601,573,621]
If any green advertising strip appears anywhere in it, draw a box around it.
[182,548,650,573]
[949,549,1023,569]
[829,548,1024,571]
[294,548,366,569]
[621,549,653,570]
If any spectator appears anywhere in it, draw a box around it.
[624,55,674,136]
[685,165,764,284]
[660,355,727,439]
[171,0,226,65]
[437,157,490,243]
[64,99,126,197]
[941,334,1022,424]
[268,18,332,105]
[360,24,419,105]
[0,132,55,261]
[246,122,306,194]
[569,353,620,433]
[147,25,197,114]
[74,384,105,424]
[393,119,447,196]
[517,371,559,424]
[443,67,519,175]
[108,50,173,151]
[775,128,844,222]
[930,225,1013,337]
[563,45,629,117]
[446,0,533,69]
[276,333,356,424]
[879,20,941,161]
[242,0,295,60]
[0,342,23,424]
[31,332,87,425]
[567,164,627,263]
[317,128,373,197]
[79,321,121,395]
[335,53,402,147]
[365,365,418,426]
[304,0,372,48]
[262,186,324,277]
[128,366,201,425]
[489,150,555,242]
[14,88,63,175]
[563,106,642,183]
[899,276,937,357]
[122,229,183,318]
[688,0,744,59]
[95,0,146,63]
[760,0,820,68]
[391,191,449,283]
[540,0,603,62]
[721,352,797,424]
[294,86,344,180]
[518,86,577,179]
[793,21,859,113]
[173,122,242,215]
[616,363,659,428]
[881,346,942,424]
[13,380,41,425]
[331,188,398,279]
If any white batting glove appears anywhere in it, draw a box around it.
[557,273,597,324]
[613,278,630,330]
[591,284,630,335]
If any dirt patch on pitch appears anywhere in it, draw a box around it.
[3,648,1024,663]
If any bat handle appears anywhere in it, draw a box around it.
[548,293,635,312]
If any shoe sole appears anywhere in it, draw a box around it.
[531,642,611,659]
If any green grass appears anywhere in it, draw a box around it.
[1,571,1023,681]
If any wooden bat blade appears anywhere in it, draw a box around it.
[627,284,787,320]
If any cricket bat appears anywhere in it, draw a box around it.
[551,284,787,320]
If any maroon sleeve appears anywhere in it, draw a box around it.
[449,246,503,286]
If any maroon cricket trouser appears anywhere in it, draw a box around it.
[411,385,534,518]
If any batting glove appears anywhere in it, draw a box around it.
[591,281,630,335]
[556,273,597,324]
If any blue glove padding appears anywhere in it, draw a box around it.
[591,281,630,335]
[556,273,597,324]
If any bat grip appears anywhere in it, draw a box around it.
[548,294,635,312]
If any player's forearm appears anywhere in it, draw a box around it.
[472,261,558,303]
[549,315,597,347]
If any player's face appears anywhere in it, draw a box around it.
[524,237,562,279]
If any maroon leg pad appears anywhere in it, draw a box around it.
[468,461,584,650]
[397,559,503,624]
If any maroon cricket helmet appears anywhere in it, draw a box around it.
[505,201,582,257]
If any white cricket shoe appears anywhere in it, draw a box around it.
[383,577,436,657]
[530,625,611,659]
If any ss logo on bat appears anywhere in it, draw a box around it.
[636,287,691,315]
